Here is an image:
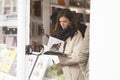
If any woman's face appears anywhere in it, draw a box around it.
[59,16,71,29]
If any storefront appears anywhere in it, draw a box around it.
[0,0,90,80]
[0,0,29,80]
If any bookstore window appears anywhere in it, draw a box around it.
[26,0,90,80]
[0,0,17,79]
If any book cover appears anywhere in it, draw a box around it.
[0,49,16,73]
[25,54,37,80]
[30,55,50,80]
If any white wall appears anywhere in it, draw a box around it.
[90,0,120,80]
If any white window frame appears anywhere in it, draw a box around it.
[17,0,30,80]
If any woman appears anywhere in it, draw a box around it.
[52,9,86,80]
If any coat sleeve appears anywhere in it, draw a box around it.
[59,27,89,66]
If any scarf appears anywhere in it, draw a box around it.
[52,25,77,41]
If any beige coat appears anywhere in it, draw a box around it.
[79,26,89,80]
[59,30,85,80]
[59,27,89,80]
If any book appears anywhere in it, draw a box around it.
[0,44,16,79]
[25,54,37,80]
[30,55,50,80]
[42,36,66,56]
[47,36,65,53]
[44,51,67,57]
[0,49,16,73]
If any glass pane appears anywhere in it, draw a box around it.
[0,0,17,80]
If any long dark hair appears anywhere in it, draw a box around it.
[52,9,77,41]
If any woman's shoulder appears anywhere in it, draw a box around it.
[75,30,83,37]
[69,30,83,42]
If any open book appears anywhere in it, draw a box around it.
[43,36,67,56]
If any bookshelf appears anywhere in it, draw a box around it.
[50,0,90,34]
[29,0,50,45]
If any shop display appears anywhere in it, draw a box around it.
[26,0,90,80]
[0,0,17,79]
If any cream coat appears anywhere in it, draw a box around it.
[79,26,89,80]
[59,30,85,80]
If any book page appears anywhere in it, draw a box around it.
[47,36,65,53]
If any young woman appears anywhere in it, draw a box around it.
[51,9,88,80]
